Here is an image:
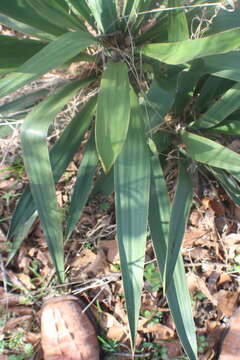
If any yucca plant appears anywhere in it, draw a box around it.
[1,0,240,358]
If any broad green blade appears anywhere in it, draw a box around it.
[67,0,95,27]
[209,167,240,207]
[8,95,96,242]
[191,82,240,129]
[181,130,240,175]
[0,0,65,36]
[65,132,98,240]
[92,167,114,197]
[0,88,49,117]
[87,0,117,33]
[0,14,55,41]
[0,31,97,98]
[96,61,130,173]
[26,0,84,31]
[0,35,45,73]
[114,89,150,348]
[173,59,204,114]
[123,0,141,23]
[7,212,37,265]
[20,79,92,281]
[195,75,234,113]
[145,77,176,131]
[164,158,193,290]
[168,0,189,42]
[207,7,240,34]
[210,119,240,135]
[149,154,197,360]
[140,28,240,65]
[204,51,240,81]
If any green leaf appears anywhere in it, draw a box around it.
[168,0,189,42]
[140,28,240,65]
[67,0,95,27]
[0,30,97,98]
[210,119,240,135]
[123,0,141,23]
[20,79,92,281]
[0,88,49,117]
[209,167,240,207]
[8,95,96,245]
[96,61,130,172]
[0,14,55,41]
[144,79,175,131]
[191,82,240,129]
[92,168,114,197]
[87,0,118,33]
[149,155,197,360]
[114,89,150,348]
[207,7,240,34]
[195,75,234,113]
[203,51,240,81]
[25,0,84,31]
[7,212,37,265]
[181,130,240,174]
[173,59,204,114]
[164,158,193,290]
[0,35,45,73]
[0,0,65,36]
[65,132,98,240]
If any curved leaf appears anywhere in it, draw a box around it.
[164,158,193,289]
[96,61,130,172]
[0,35,45,73]
[0,14,55,41]
[149,154,197,360]
[0,0,64,36]
[140,28,240,65]
[0,31,97,98]
[168,0,189,42]
[8,95,96,242]
[181,130,240,175]
[19,79,93,281]
[191,82,240,129]
[114,89,150,348]
[65,132,98,240]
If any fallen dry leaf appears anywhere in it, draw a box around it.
[219,307,240,359]
[214,290,239,317]
[187,272,217,306]
[16,273,35,290]
[41,295,99,360]
[3,315,33,331]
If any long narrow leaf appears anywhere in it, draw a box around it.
[87,0,117,33]
[114,89,150,348]
[203,51,240,82]
[181,131,240,174]
[149,154,197,360]
[96,61,130,172]
[8,95,96,242]
[140,27,240,65]
[0,31,97,98]
[65,132,98,240]
[26,0,84,31]
[168,0,189,42]
[0,0,65,36]
[18,80,93,280]
[208,167,240,207]
[191,82,240,129]
[164,158,193,289]
[0,14,55,41]
[0,35,45,73]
